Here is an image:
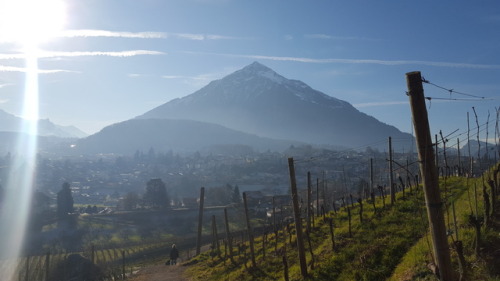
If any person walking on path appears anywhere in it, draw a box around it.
[169,244,179,265]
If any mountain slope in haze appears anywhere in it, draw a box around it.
[72,118,301,155]
[137,62,413,150]
[462,139,498,159]
[0,109,88,138]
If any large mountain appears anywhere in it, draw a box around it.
[137,62,413,150]
[0,109,88,138]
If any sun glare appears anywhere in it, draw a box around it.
[0,1,66,279]
[0,0,66,48]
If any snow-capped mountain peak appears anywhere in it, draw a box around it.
[137,62,413,150]
[237,61,287,84]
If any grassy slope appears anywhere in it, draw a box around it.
[184,169,500,281]
[390,171,500,281]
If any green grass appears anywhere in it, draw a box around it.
[390,171,500,281]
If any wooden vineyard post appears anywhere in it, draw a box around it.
[406,71,454,280]
[306,230,315,270]
[287,158,308,278]
[370,158,374,195]
[212,215,221,258]
[224,208,235,264]
[329,218,335,251]
[316,178,320,217]
[358,198,363,223]
[389,136,395,205]
[323,173,328,212]
[307,172,312,232]
[282,255,289,281]
[435,134,439,176]
[196,187,205,256]
[45,252,50,281]
[457,138,461,176]
[243,192,257,268]
[272,197,279,254]
[25,255,30,281]
[122,251,126,280]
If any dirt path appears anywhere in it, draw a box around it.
[127,263,189,281]
[127,244,212,281]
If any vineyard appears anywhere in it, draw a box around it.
[0,241,177,280]
[183,167,500,281]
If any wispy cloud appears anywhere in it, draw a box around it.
[173,33,247,40]
[354,101,408,108]
[1,50,165,60]
[58,29,246,41]
[0,65,74,73]
[304,34,376,41]
[128,73,145,78]
[209,53,500,69]
[38,50,165,58]
[162,68,235,88]
[162,75,208,80]
[60,30,167,39]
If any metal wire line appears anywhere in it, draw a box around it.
[425,97,494,102]
[421,77,486,99]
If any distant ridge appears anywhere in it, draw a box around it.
[0,109,88,138]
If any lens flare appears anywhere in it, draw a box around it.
[0,51,39,281]
[0,0,66,46]
[0,0,66,279]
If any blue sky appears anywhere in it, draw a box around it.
[0,0,499,146]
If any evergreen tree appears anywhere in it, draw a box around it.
[232,185,241,204]
[143,178,169,209]
[57,182,74,219]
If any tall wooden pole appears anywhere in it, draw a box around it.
[25,255,30,281]
[243,192,257,268]
[224,208,234,263]
[439,130,449,178]
[370,158,374,194]
[196,187,205,255]
[389,136,395,205]
[316,178,320,217]
[212,215,220,256]
[457,138,461,176]
[406,71,454,280]
[435,134,440,176]
[287,158,308,278]
[45,252,50,281]
[322,171,327,211]
[307,171,312,231]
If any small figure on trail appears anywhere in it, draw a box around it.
[170,244,179,265]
